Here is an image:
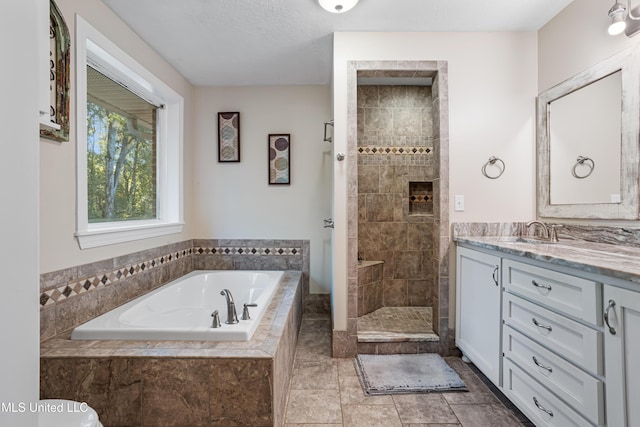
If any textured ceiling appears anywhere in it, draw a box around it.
[102,0,573,86]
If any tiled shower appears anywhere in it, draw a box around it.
[356,81,440,346]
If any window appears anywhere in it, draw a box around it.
[75,16,183,249]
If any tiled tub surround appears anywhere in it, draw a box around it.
[340,61,452,358]
[40,239,310,341]
[41,271,303,427]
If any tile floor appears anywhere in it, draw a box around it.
[284,312,533,427]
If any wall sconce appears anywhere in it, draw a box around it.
[318,0,359,13]
[608,0,640,36]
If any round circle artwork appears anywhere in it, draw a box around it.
[218,113,239,161]
[269,135,290,184]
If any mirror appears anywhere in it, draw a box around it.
[537,46,640,219]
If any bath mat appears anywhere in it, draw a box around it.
[354,353,467,395]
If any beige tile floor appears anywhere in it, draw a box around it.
[285,312,534,427]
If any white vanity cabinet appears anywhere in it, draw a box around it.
[455,241,640,427]
[501,258,604,426]
[455,246,502,386]
[603,285,640,427]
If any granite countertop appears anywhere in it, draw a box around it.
[455,236,640,285]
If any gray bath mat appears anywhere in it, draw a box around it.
[354,353,467,395]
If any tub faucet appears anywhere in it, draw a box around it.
[220,289,239,324]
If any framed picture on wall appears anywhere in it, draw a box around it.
[268,134,291,185]
[218,112,240,162]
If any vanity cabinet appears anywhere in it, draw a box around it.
[603,285,640,427]
[456,241,640,426]
[501,258,604,426]
[455,246,502,386]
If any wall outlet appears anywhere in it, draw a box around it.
[454,195,465,212]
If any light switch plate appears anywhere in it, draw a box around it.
[454,195,465,211]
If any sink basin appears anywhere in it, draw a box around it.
[497,236,554,245]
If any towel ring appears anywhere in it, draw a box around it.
[482,156,505,179]
[571,156,595,179]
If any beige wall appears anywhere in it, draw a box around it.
[332,31,539,330]
[538,0,640,91]
[39,0,195,273]
[191,86,333,293]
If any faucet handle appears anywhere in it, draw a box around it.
[549,225,563,243]
[211,310,221,328]
[242,303,258,320]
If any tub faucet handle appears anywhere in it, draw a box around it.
[242,303,258,320]
[210,310,221,328]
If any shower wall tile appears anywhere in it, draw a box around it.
[408,279,429,307]
[383,279,408,307]
[358,86,379,107]
[366,194,398,222]
[408,223,434,250]
[358,164,379,193]
[379,223,408,251]
[393,108,422,136]
[365,107,393,132]
[394,251,424,280]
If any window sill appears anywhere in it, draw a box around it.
[75,221,184,249]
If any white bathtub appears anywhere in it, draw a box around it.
[71,270,283,341]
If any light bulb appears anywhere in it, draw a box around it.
[608,2,627,35]
[609,18,627,35]
[318,0,359,14]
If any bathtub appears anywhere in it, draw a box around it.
[71,270,283,341]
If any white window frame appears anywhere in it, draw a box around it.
[75,15,183,249]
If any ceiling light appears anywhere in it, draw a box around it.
[609,2,627,35]
[318,0,359,14]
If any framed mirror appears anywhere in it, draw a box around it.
[537,45,640,219]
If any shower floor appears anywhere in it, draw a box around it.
[357,306,439,342]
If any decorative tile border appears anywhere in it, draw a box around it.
[40,243,304,309]
[193,246,302,256]
[358,146,432,155]
[40,249,193,307]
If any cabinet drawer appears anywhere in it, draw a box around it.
[502,358,595,427]
[503,293,603,375]
[503,258,601,325]
[503,325,604,425]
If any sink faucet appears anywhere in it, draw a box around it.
[526,220,562,242]
[220,289,239,324]
[526,220,549,239]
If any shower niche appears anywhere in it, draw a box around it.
[409,181,433,216]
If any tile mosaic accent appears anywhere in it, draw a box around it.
[193,245,302,256]
[40,244,303,308]
[40,248,193,307]
[358,146,433,154]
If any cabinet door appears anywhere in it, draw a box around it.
[604,285,640,427]
[456,246,502,386]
